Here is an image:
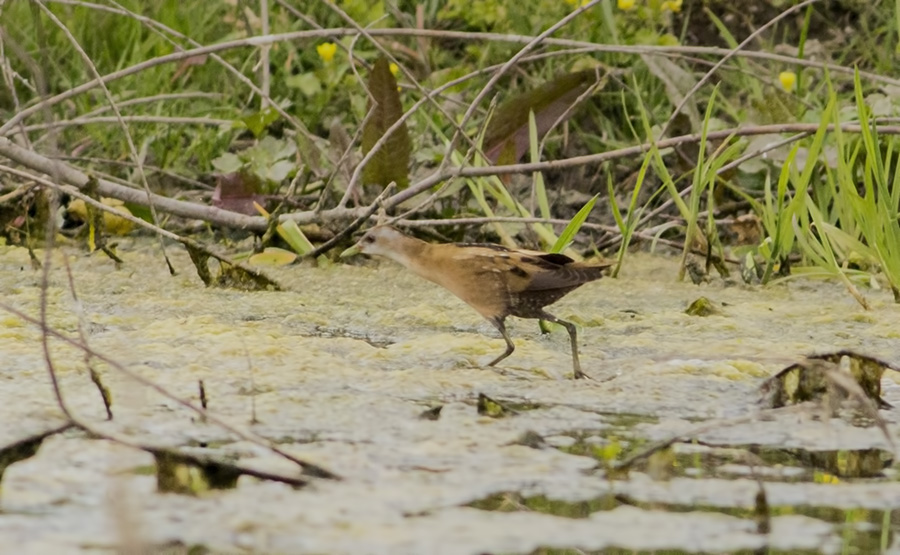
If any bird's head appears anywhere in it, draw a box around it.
[340,226,408,259]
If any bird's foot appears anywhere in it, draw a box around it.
[572,368,596,381]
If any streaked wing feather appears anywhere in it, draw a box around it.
[463,251,533,293]
[527,264,606,290]
[449,244,608,292]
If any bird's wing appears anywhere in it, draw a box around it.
[459,244,576,267]
[454,246,606,292]
[524,260,608,291]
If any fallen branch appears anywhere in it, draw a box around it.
[6,123,900,241]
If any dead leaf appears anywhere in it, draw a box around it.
[361,57,411,190]
[483,70,598,165]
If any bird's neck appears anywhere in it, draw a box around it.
[380,234,433,274]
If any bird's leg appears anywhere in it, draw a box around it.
[539,311,585,379]
[487,317,515,367]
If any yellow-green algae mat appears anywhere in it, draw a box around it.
[2,240,900,554]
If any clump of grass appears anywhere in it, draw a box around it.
[795,71,900,304]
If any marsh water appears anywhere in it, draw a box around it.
[2,239,900,554]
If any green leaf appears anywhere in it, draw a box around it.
[611,152,656,276]
[285,72,322,98]
[361,56,411,189]
[258,136,296,160]
[211,152,243,173]
[277,219,314,255]
[529,111,550,221]
[267,160,295,182]
[276,219,329,266]
[249,247,298,267]
[551,194,598,253]
[241,106,280,138]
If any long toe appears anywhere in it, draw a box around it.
[487,352,511,367]
[573,368,596,380]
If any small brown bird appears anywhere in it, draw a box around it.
[341,226,611,379]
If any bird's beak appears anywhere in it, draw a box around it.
[340,243,361,258]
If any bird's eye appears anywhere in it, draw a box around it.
[362,235,375,244]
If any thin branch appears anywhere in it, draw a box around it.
[658,0,822,140]
[6,123,900,233]
[76,92,224,118]
[382,123,900,209]
[7,24,900,136]
[395,216,731,262]
[304,183,395,259]
[19,115,233,132]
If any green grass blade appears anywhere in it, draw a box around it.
[551,194,599,253]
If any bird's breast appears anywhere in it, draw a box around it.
[403,247,514,320]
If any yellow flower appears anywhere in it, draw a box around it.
[316,42,337,64]
[661,0,681,12]
[389,63,399,77]
[779,71,797,93]
[617,0,635,10]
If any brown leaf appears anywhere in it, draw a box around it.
[483,70,598,165]
[171,54,208,83]
[361,57,410,190]
[212,172,265,215]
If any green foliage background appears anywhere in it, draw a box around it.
[4,0,900,302]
